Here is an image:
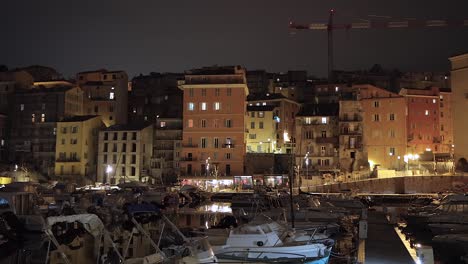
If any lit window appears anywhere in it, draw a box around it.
[305,117,312,124]
[432,99,436,104]
[201,102,207,111]
[31,114,35,123]
[160,121,166,128]
[188,119,193,128]
[425,110,429,116]
[389,147,395,156]
[111,86,115,90]
[132,107,137,113]
[262,102,266,106]
[109,92,115,100]
[321,117,327,124]
[258,112,264,118]
[20,104,24,111]
[188,102,195,111]
[335,86,339,92]
[41,114,45,122]
[214,102,221,111]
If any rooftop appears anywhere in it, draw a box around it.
[60,115,99,122]
[296,103,339,117]
[247,105,276,112]
[15,85,75,94]
[103,123,152,131]
[186,66,242,75]
[247,93,287,101]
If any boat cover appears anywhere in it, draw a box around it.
[126,203,160,214]
[46,214,104,237]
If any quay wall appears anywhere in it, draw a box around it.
[302,176,468,194]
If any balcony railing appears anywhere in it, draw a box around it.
[56,158,80,162]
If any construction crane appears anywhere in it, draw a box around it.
[289,9,468,85]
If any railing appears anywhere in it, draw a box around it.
[182,144,198,148]
[56,158,80,162]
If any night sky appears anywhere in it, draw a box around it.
[2,0,468,78]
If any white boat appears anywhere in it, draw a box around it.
[213,224,331,263]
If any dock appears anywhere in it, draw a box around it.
[365,211,414,264]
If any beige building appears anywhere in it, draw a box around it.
[357,85,407,170]
[449,53,468,168]
[97,124,153,184]
[246,105,276,153]
[78,70,128,126]
[55,116,104,183]
[180,66,248,177]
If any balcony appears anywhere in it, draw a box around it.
[180,157,198,161]
[222,143,235,148]
[182,144,198,148]
[56,158,80,162]
[316,137,338,144]
[344,144,363,150]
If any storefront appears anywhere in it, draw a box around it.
[180,178,233,191]
[263,175,286,188]
[233,176,253,190]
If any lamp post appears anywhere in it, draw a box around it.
[304,152,310,179]
[106,165,113,184]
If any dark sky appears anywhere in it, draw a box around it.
[2,0,468,78]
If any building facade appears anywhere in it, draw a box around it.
[358,85,407,170]
[246,105,276,153]
[295,104,339,176]
[97,124,153,183]
[10,83,83,175]
[449,53,468,168]
[150,118,182,184]
[78,70,128,126]
[55,116,104,183]
[180,66,248,177]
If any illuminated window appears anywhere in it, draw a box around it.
[109,92,115,100]
[31,114,35,123]
[20,104,24,111]
[305,117,312,124]
[41,114,45,122]
[321,117,327,124]
[432,99,436,104]
[188,102,195,111]
[160,121,166,128]
[425,110,429,116]
[258,112,264,118]
[214,102,221,110]
[187,119,193,128]
[201,102,207,111]
[389,147,396,156]
[335,86,339,92]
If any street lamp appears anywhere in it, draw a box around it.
[205,157,211,177]
[304,152,310,179]
[106,165,113,184]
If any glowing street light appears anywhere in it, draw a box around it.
[205,157,211,177]
[304,152,310,178]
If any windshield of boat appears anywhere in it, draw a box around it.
[437,203,468,213]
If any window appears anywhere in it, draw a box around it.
[53,128,56,135]
[201,138,207,148]
[113,132,118,140]
[112,155,117,164]
[72,126,78,133]
[61,138,65,145]
[201,119,207,128]
[320,146,326,155]
[104,132,108,140]
[132,132,137,140]
[321,117,327,124]
[213,119,219,128]
[214,138,219,148]
[188,102,195,111]
[374,101,380,108]
[132,143,136,152]
[94,106,99,113]
[305,117,312,124]
[250,112,255,117]
[104,143,108,152]
[20,104,24,111]
[440,112,444,118]
[112,143,117,152]
[425,110,429,116]
[201,102,207,111]
[225,119,232,128]
[259,122,264,129]
[31,114,35,123]
[131,155,136,164]
[389,147,396,156]
[131,167,136,176]
[250,122,255,129]
[305,131,312,139]
[122,132,127,140]
[39,113,45,122]
[70,139,78,145]
[432,99,436,104]
[109,92,115,100]
[188,119,194,128]
[122,143,126,152]
[258,111,264,118]
[441,125,444,131]
[214,102,221,111]
[227,88,232,96]
[249,134,256,139]
[225,153,232,160]
[41,103,46,110]
[389,113,395,121]
[189,88,194,97]
[122,154,126,163]
[103,155,108,163]
[373,114,380,122]
[225,164,231,175]
[215,88,220,96]
[201,88,206,96]
[321,131,326,138]
[389,130,395,138]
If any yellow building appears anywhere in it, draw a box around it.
[357,85,407,170]
[449,53,468,168]
[55,116,104,183]
[246,105,276,153]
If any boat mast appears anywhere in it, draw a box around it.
[289,149,296,228]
